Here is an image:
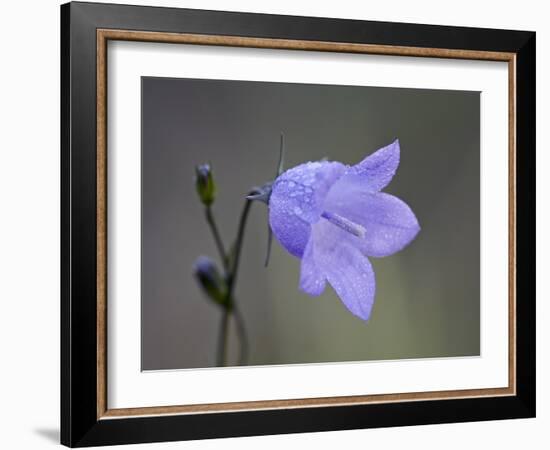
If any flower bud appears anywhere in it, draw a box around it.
[195,164,216,206]
[193,256,227,305]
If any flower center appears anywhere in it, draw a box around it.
[320,211,366,238]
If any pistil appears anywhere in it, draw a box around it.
[321,211,366,238]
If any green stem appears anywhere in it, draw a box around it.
[205,206,227,270]
[232,301,249,365]
[217,309,231,366]
[206,199,253,367]
[226,199,252,292]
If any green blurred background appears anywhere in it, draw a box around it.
[141,77,480,370]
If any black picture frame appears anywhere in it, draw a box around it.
[61,2,535,447]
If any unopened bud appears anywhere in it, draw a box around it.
[193,256,227,305]
[195,164,216,206]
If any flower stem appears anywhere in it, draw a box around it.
[217,309,231,366]
[226,200,252,291]
[204,199,253,367]
[205,206,227,270]
[232,301,249,365]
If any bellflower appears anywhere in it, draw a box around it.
[268,140,420,321]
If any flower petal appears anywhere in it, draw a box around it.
[309,221,376,321]
[269,161,345,257]
[350,139,400,191]
[299,237,327,296]
[325,176,420,257]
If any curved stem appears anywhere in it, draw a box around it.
[206,199,253,367]
[232,301,249,365]
[221,200,252,366]
[227,199,252,292]
[216,309,230,366]
[205,206,227,270]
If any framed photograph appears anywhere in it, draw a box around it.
[61,2,535,447]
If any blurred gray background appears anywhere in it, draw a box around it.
[141,77,480,370]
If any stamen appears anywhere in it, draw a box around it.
[321,211,366,238]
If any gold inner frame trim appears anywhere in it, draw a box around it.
[96,28,517,420]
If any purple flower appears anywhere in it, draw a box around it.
[268,140,420,321]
